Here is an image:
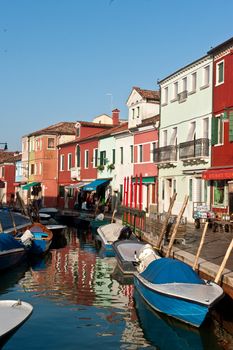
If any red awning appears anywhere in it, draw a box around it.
[202,168,233,180]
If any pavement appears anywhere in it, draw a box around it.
[141,219,233,297]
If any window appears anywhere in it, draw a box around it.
[76,145,80,167]
[30,164,35,175]
[213,180,227,207]
[0,166,5,177]
[93,148,98,168]
[173,179,176,194]
[85,150,89,168]
[130,145,134,163]
[132,109,135,119]
[170,127,177,145]
[152,142,156,162]
[172,82,178,100]
[202,65,210,87]
[216,60,224,85]
[112,149,115,164]
[189,179,193,201]
[59,186,65,198]
[68,153,72,170]
[187,122,196,141]
[120,147,123,164]
[100,151,106,165]
[34,163,37,175]
[39,162,42,175]
[48,138,55,149]
[211,115,223,145]
[162,87,168,105]
[182,77,187,92]
[203,118,209,139]
[76,125,80,137]
[137,106,140,118]
[163,130,168,146]
[60,154,64,171]
[119,184,123,202]
[162,180,165,200]
[190,72,197,93]
[29,139,34,151]
[139,145,143,162]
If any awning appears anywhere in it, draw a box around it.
[202,168,233,180]
[65,182,85,189]
[82,179,110,191]
[132,176,156,184]
[22,182,40,190]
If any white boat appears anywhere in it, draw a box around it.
[0,300,33,339]
[97,223,125,251]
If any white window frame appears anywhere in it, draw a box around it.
[190,72,197,94]
[84,150,89,169]
[60,154,65,171]
[201,65,210,89]
[162,86,168,106]
[216,60,224,86]
[138,144,143,163]
[68,153,72,170]
[171,81,178,101]
[170,127,177,145]
[163,130,168,146]
[93,148,98,168]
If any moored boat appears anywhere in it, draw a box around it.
[97,222,130,252]
[0,300,33,340]
[0,233,26,271]
[134,257,224,327]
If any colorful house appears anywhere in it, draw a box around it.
[57,113,120,209]
[158,54,213,222]
[203,37,233,215]
[126,87,160,212]
[22,122,76,207]
[0,151,20,205]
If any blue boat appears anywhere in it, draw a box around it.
[19,223,53,255]
[134,258,224,327]
[0,233,26,271]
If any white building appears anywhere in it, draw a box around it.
[157,55,213,222]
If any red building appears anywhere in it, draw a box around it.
[57,121,114,209]
[203,37,233,214]
[0,151,20,205]
[133,115,159,212]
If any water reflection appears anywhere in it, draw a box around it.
[0,227,226,349]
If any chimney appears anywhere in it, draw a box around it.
[112,108,120,125]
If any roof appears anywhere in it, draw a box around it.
[75,121,115,129]
[24,121,76,137]
[0,151,21,164]
[208,36,233,54]
[132,87,160,101]
[139,114,160,127]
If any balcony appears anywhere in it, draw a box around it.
[153,145,177,168]
[179,138,209,164]
[70,167,81,180]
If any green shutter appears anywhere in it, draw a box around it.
[229,112,233,142]
[211,116,218,145]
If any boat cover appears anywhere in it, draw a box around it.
[140,258,205,285]
[0,233,24,250]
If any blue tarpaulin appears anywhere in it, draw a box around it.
[141,258,205,285]
[82,179,110,191]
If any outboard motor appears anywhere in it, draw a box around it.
[136,244,160,273]
[118,226,132,240]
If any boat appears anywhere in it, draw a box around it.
[0,300,33,340]
[113,240,160,275]
[0,209,31,234]
[97,222,133,253]
[89,218,111,232]
[46,224,67,236]
[18,222,53,255]
[134,257,224,327]
[0,233,26,272]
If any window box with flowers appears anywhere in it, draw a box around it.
[97,164,105,171]
[107,163,115,171]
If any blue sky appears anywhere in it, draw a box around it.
[1,0,233,151]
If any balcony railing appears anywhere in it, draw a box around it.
[153,145,177,163]
[179,138,209,160]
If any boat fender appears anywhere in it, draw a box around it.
[20,229,34,247]
[118,226,132,240]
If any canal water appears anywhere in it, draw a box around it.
[0,227,231,349]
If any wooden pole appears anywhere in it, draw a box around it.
[214,237,233,284]
[165,195,189,258]
[156,192,177,250]
[111,209,117,223]
[193,221,208,271]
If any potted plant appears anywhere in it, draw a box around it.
[97,164,105,171]
[107,163,115,171]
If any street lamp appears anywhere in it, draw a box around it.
[0,143,8,150]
